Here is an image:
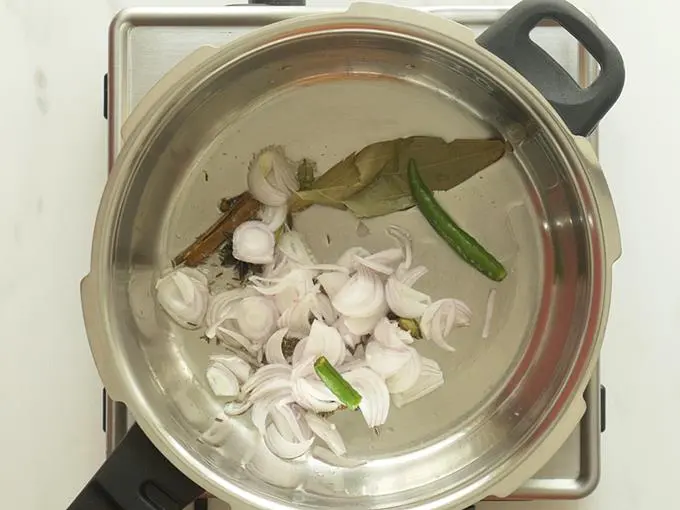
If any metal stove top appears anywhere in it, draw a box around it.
[102,5,606,508]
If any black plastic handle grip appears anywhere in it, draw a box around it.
[67,424,204,510]
[477,0,624,136]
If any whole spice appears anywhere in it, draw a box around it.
[173,192,260,267]
[314,356,362,410]
[407,159,507,282]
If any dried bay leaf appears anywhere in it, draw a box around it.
[292,136,507,218]
[290,141,395,210]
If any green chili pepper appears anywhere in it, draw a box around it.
[314,356,362,410]
[407,158,507,282]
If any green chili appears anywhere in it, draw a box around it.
[314,356,362,410]
[407,158,507,282]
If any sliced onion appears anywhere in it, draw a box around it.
[385,348,422,394]
[386,225,413,274]
[247,440,304,488]
[373,317,414,347]
[312,446,366,468]
[278,231,317,266]
[398,265,428,287]
[293,377,340,413]
[265,423,314,459]
[155,267,209,328]
[248,376,292,403]
[233,221,276,264]
[310,293,337,325]
[392,357,444,408]
[243,364,292,394]
[236,296,278,342]
[206,363,240,397]
[291,338,310,369]
[251,390,294,435]
[248,149,291,206]
[270,403,309,442]
[385,275,431,319]
[334,318,361,348]
[344,367,390,428]
[344,309,386,336]
[209,354,252,383]
[317,271,349,298]
[278,292,319,337]
[337,247,371,269]
[305,412,346,456]
[265,328,289,366]
[332,266,385,318]
[300,320,346,366]
[420,298,472,352]
[205,288,251,338]
[217,326,258,353]
[482,289,496,339]
[223,400,253,416]
[354,248,403,275]
[364,341,412,379]
[259,204,288,232]
[267,145,299,194]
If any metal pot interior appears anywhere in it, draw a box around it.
[102,26,601,509]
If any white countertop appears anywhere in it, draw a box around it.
[0,0,673,509]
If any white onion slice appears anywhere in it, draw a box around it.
[317,271,350,299]
[270,403,309,443]
[310,293,337,325]
[373,317,414,347]
[385,275,431,319]
[293,378,340,413]
[259,204,288,232]
[278,231,317,266]
[300,320,346,366]
[344,309,385,336]
[233,221,276,264]
[385,348,422,394]
[312,446,366,468]
[392,357,444,408]
[251,390,294,435]
[205,288,251,339]
[243,364,292,394]
[420,298,472,352]
[354,248,403,275]
[364,341,412,379]
[247,149,291,206]
[236,296,279,342]
[209,354,252,383]
[206,363,240,397]
[337,247,371,269]
[265,423,314,459]
[386,225,413,275]
[267,146,299,194]
[223,400,253,416]
[344,368,390,428]
[247,440,304,488]
[305,413,346,456]
[155,267,209,328]
[482,289,496,339]
[265,328,290,366]
[334,318,361,348]
[332,266,385,318]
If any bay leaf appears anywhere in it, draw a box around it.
[290,136,507,218]
[345,137,507,218]
[290,141,396,210]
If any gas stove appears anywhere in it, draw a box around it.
[102,5,606,508]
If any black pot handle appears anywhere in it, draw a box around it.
[67,424,204,510]
[476,0,625,136]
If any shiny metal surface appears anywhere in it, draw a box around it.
[88,5,620,510]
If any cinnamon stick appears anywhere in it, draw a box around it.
[173,192,260,267]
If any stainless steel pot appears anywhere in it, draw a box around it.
[69,1,624,509]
